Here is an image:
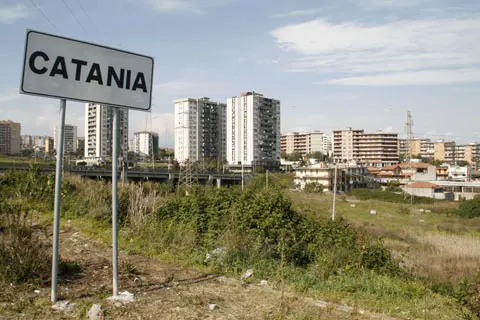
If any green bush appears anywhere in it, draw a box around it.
[0,200,50,284]
[303,182,324,193]
[386,181,402,192]
[458,196,480,219]
[455,277,480,318]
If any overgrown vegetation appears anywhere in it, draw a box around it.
[350,188,438,205]
[0,167,477,319]
[0,165,81,286]
[0,200,50,284]
[458,196,480,219]
[303,182,324,193]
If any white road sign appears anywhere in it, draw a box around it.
[20,30,154,111]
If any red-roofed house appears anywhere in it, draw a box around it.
[404,181,444,198]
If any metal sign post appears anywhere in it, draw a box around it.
[51,99,66,303]
[20,29,154,303]
[111,107,119,296]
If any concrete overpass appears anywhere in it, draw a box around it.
[0,163,246,187]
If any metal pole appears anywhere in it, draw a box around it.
[332,164,337,221]
[51,99,66,303]
[112,107,119,296]
[266,169,269,188]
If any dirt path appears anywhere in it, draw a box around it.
[6,224,400,320]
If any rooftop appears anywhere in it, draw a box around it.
[406,181,440,189]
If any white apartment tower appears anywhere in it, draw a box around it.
[174,97,226,163]
[85,103,129,159]
[133,131,159,157]
[54,124,77,154]
[226,92,281,167]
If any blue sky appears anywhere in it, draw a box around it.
[1,0,479,146]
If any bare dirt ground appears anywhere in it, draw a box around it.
[1,224,400,320]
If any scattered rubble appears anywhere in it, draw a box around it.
[241,269,253,279]
[107,291,135,304]
[51,300,75,312]
[87,304,104,320]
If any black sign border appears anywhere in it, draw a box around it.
[20,29,154,112]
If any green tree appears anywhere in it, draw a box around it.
[304,182,324,193]
[20,149,34,157]
[457,160,470,167]
[425,158,443,166]
[307,151,325,161]
[286,152,302,161]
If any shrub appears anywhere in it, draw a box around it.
[0,200,50,284]
[455,277,480,318]
[458,196,480,219]
[386,181,402,192]
[303,182,324,193]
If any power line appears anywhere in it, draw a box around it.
[74,0,100,35]
[60,0,89,36]
[28,0,60,32]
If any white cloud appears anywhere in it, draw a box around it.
[1,97,85,136]
[272,8,323,18]
[0,4,28,24]
[327,69,480,86]
[0,90,21,103]
[271,18,480,85]
[351,0,436,9]
[381,126,393,133]
[143,0,236,13]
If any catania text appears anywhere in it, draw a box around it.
[28,51,148,93]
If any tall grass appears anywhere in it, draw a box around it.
[0,168,477,319]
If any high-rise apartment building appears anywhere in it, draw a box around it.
[333,128,364,163]
[0,120,21,155]
[226,92,281,167]
[174,97,226,163]
[85,103,129,159]
[281,131,332,156]
[281,132,309,155]
[400,138,479,167]
[333,128,398,167]
[22,135,33,148]
[133,131,159,157]
[54,124,77,154]
[398,138,434,160]
[44,136,54,154]
[76,137,85,156]
[433,140,456,163]
[448,142,480,166]
[33,136,45,148]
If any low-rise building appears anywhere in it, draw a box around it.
[404,181,444,199]
[294,163,368,191]
[405,180,480,201]
[369,162,436,184]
